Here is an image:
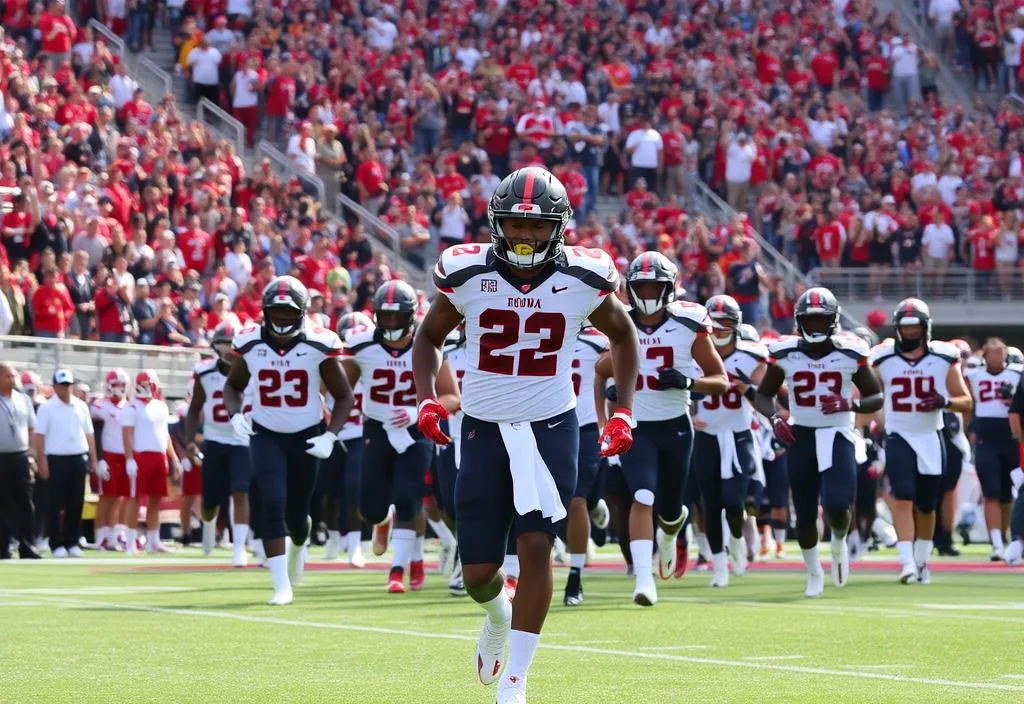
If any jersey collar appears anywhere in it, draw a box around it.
[261,327,306,355]
[494,251,562,294]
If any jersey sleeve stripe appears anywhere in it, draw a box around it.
[433,263,492,291]
[562,264,618,292]
[234,339,261,355]
[666,311,708,334]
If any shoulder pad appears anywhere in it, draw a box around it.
[192,358,219,376]
[736,339,769,361]
[560,247,619,293]
[232,325,262,353]
[343,327,377,355]
[577,327,609,353]
[928,340,960,363]
[768,336,801,361]
[832,332,870,357]
[302,325,342,356]
[869,340,897,366]
[665,301,711,334]
[433,245,493,292]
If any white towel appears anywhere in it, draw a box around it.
[951,428,972,472]
[814,427,867,473]
[896,431,943,476]
[385,427,416,454]
[713,430,741,479]
[750,431,766,486]
[498,421,566,522]
[450,412,464,469]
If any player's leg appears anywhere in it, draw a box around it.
[318,443,344,560]
[392,437,431,591]
[975,442,1006,559]
[653,415,693,584]
[282,435,321,591]
[788,428,825,597]
[765,454,790,558]
[724,432,756,575]
[429,442,458,578]
[140,453,171,553]
[200,442,230,556]
[694,432,728,586]
[497,410,578,702]
[249,473,264,564]
[854,455,879,557]
[341,439,365,567]
[249,433,293,604]
[360,421,397,561]
[619,421,659,605]
[886,434,921,583]
[935,436,963,556]
[821,434,857,588]
[564,422,600,606]
[456,414,514,688]
[998,443,1018,555]
[179,451,204,548]
[1005,489,1024,564]
[911,439,944,584]
[227,444,253,567]
[603,457,633,574]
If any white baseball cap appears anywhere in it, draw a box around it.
[53,369,75,385]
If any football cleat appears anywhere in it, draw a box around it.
[476,614,510,685]
[349,546,366,569]
[563,570,583,607]
[804,570,825,598]
[449,561,467,597]
[146,541,174,554]
[267,587,293,606]
[899,563,918,584]
[438,540,457,578]
[410,560,426,591]
[67,546,84,558]
[830,540,849,588]
[730,536,748,576]
[656,529,676,580]
[552,537,567,564]
[710,567,729,588]
[936,544,961,557]
[52,547,68,558]
[632,583,658,607]
[232,544,248,568]
[589,499,610,530]
[990,549,1005,563]
[503,576,518,601]
[287,541,306,587]
[917,565,932,584]
[1004,541,1023,565]
[694,554,710,572]
[387,567,406,594]
[497,674,527,704]
[674,540,689,579]
[324,534,341,561]
[372,508,394,557]
[775,542,788,559]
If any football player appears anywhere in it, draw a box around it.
[413,166,640,704]
[964,337,1021,561]
[223,276,355,605]
[595,252,728,605]
[692,295,767,587]
[122,370,183,555]
[322,311,373,567]
[754,288,884,597]
[563,322,610,606]
[90,368,130,551]
[935,338,975,556]
[437,326,468,594]
[342,280,460,593]
[184,322,255,567]
[871,299,972,583]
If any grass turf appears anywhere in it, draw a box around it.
[1,545,1022,704]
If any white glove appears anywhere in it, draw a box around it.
[126,458,138,479]
[230,412,254,440]
[387,406,418,429]
[181,458,193,473]
[606,454,622,468]
[305,431,336,459]
[96,459,111,481]
[1011,467,1024,491]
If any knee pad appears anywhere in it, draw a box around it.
[634,489,655,506]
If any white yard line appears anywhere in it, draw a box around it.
[637,645,710,651]
[9,594,1024,694]
[744,655,806,661]
[1001,675,1024,680]
[0,586,192,595]
[915,602,1024,611]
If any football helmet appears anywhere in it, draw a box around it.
[794,287,840,345]
[104,368,130,400]
[336,311,374,337]
[211,321,238,362]
[706,294,743,348]
[1008,346,1023,367]
[487,166,572,269]
[892,298,931,352]
[373,280,417,342]
[851,326,879,348]
[261,275,309,340]
[626,252,678,316]
[738,323,761,343]
[134,369,161,400]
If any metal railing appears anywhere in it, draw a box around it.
[807,267,1024,303]
[0,336,206,400]
[138,57,172,98]
[256,140,326,204]
[88,18,125,55]
[336,192,403,266]
[197,98,246,157]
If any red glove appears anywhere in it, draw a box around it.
[599,408,634,457]
[771,415,796,445]
[417,398,451,445]
[866,461,884,479]
[917,392,948,412]
[820,395,852,415]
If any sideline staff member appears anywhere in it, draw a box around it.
[33,369,97,558]
[0,363,41,559]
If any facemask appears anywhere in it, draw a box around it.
[897,336,923,353]
[712,332,733,348]
[505,241,547,268]
[270,320,302,338]
[800,329,830,344]
[634,298,665,316]
[381,327,406,342]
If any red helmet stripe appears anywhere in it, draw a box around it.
[276,279,288,298]
[904,301,914,314]
[641,253,651,273]
[717,298,726,313]
[811,290,821,307]
[521,170,536,205]
[386,281,397,305]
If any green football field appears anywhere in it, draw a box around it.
[2,546,1023,704]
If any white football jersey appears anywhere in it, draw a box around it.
[444,337,469,442]
[233,321,342,434]
[573,327,609,427]
[121,398,170,453]
[768,333,869,429]
[192,358,254,446]
[326,384,364,442]
[966,365,1021,419]
[433,244,618,423]
[90,397,126,454]
[693,339,767,432]
[872,340,957,435]
[632,301,711,422]
[344,327,418,423]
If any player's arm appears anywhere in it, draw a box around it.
[183,376,205,459]
[690,335,729,395]
[412,294,463,405]
[754,363,785,419]
[944,363,973,414]
[850,365,884,414]
[121,423,134,465]
[594,352,613,429]
[1007,382,1024,443]
[222,356,251,419]
[341,357,361,386]
[165,433,181,480]
[435,358,461,413]
[588,293,639,413]
[321,357,355,435]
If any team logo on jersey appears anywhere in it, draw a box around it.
[510,203,541,214]
[257,349,267,357]
[481,279,498,293]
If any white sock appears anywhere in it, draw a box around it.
[96,526,108,544]
[328,529,341,545]
[743,516,757,552]
[829,534,846,557]
[501,554,520,579]
[147,529,160,545]
[773,528,787,547]
[711,551,728,573]
[480,589,512,625]
[427,517,455,547]
[569,553,585,570]
[266,554,290,591]
[346,530,361,555]
[504,630,540,685]
[630,539,654,587]
[990,529,1005,552]
[913,539,933,567]
[391,528,415,570]
[801,545,822,575]
[127,528,137,546]
[897,540,913,566]
[412,535,425,562]
[233,524,249,553]
[115,523,127,539]
[696,533,711,560]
